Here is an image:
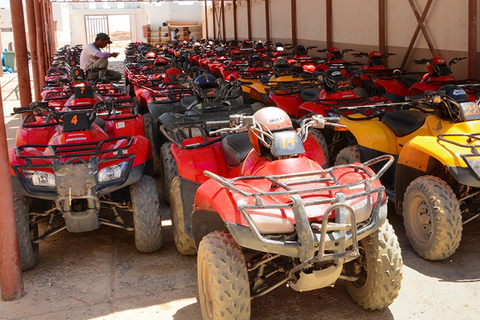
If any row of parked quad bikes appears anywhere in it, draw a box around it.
[9,39,480,318]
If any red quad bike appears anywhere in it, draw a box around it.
[189,108,402,318]
[350,51,417,102]
[9,99,162,271]
[315,47,359,78]
[407,56,480,101]
[297,68,389,164]
[161,107,332,255]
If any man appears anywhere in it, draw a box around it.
[188,30,197,43]
[79,32,122,81]
[171,28,180,42]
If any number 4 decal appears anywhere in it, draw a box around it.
[71,114,78,125]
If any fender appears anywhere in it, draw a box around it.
[171,140,229,184]
[398,135,469,171]
[340,117,398,154]
[297,101,332,118]
[269,92,303,117]
[374,78,409,97]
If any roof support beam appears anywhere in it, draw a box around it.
[233,0,237,40]
[265,0,270,43]
[247,0,251,40]
[401,0,435,69]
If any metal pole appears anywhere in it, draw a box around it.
[0,86,25,301]
[26,0,41,101]
[10,0,32,108]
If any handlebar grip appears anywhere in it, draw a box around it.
[113,98,134,104]
[13,106,32,113]
[323,117,340,123]
[205,120,231,128]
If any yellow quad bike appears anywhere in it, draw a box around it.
[334,85,480,261]
[242,58,320,109]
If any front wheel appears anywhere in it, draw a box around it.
[343,220,403,310]
[197,231,251,320]
[130,175,163,253]
[310,129,329,167]
[170,176,196,255]
[403,175,462,261]
[160,142,178,204]
[143,113,162,176]
[334,145,361,165]
[14,193,39,271]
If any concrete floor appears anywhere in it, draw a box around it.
[2,60,480,320]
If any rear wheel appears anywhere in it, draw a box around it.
[334,145,361,165]
[344,220,403,310]
[403,176,462,261]
[14,193,39,271]
[310,129,330,167]
[160,142,178,204]
[130,175,163,253]
[143,113,162,176]
[197,231,251,320]
[170,176,196,255]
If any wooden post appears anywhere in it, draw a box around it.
[0,86,25,302]
[265,0,270,43]
[10,0,32,108]
[468,0,477,79]
[326,0,332,48]
[34,0,47,84]
[246,0,251,41]
[233,0,237,40]
[291,0,297,46]
[26,0,41,101]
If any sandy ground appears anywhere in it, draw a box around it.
[1,60,480,320]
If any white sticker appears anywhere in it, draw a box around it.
[116,122,125,129]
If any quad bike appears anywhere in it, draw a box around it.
[350,51,419,102]
[407,56,480,100]
[296,68,389,164]
[10,99,163,271]
[315,47,360,78]
[189,108,402,319]
[334,85,480,261]
[155,74,252,203]
[244,58,317,105]
[161,107,333,256]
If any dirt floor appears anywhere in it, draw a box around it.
[1,61,480,320]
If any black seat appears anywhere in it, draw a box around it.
[382,110,427,137]
[300,88,321,102]
[220,132,252,168]
[180,96,198,110]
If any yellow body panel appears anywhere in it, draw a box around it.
[342,114,480,170]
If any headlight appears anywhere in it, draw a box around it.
[23,170,56,187]
[250,214,295,234]
[465,158,480,176]
[98,161,128,182]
